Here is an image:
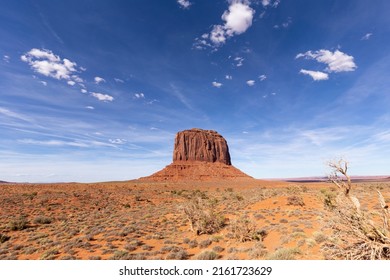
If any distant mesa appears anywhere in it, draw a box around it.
[140,128,252,181]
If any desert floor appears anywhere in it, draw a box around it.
[0,179,389,260]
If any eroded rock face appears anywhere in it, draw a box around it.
[173,128,231,165]
[139,128,252,181]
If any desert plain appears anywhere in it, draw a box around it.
[1,177,389,260]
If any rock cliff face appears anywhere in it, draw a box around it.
[140,128,252,181]
[173,129,231,165]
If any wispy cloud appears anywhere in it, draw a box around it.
[91,92,114,102]
[114,78,124,83]
[261,0,280,8]
[0,107,33,122]
[234,56,244,67]
[258,74,267,81]
[299,69,329,81]
[361,33,372,40]
[109,138,127,144]
[3,55,10,63]
[225,75,233,80]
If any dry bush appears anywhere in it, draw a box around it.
[196,250,218,260]
[0,233,10,243]
[322,159,390,260]
[286,195,305,207]
[8,216,28,231]
[227,217,265,242]
[182,197,225,235]
[266,247,301,260]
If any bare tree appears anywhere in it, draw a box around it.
[327,158,352,196]
[323,158,390,260]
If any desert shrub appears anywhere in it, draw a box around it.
[110,251,146,260]
[320,188,337,210]
[188,239,198,248]
[33,216,52,225]
[40,249,59,260]
[0,233,10,243]
[266,248,301,260]
[199,239,212,248]
[212,246,224,253]
[287,195,305,206]
[248,242,268,259]
[23,192,37,200]
[8,216,28,231]
[287,185,307,194]
[313,231,327,244]
[322,159,390,260]
[196,250,218,260]
[227,217,265,242]
[182,197,225,235]
[165,248,189,260]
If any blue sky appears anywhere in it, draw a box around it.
[1,0,389,182]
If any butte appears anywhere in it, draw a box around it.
[140,128,252,181]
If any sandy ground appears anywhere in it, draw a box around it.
[0,179,389,260]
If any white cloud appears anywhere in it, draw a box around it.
[225,75,233,80]
[212,81,223,88]
[114,78,124,83]
[177,0,192,9]
[296,49,357,73]
[222,1,255,36]
[299,69,329,81]
[361,33,372,40]
[259,74,267,81]
[234,56,244,67]
[91,92,114,102]
[210,25,227,45]
[40,81,47,86]
[81,89,87,94]
[67,81,76,86]
[246,80,255,86]
[3,55,10,63]
[85,106,94,110]
[134,93,145,99]
[21,48,81,82]
[195,1,255,48]
[94,76,106,84]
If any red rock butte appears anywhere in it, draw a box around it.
[141,128,252,181]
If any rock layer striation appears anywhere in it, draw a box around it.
[173,128,231,165]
